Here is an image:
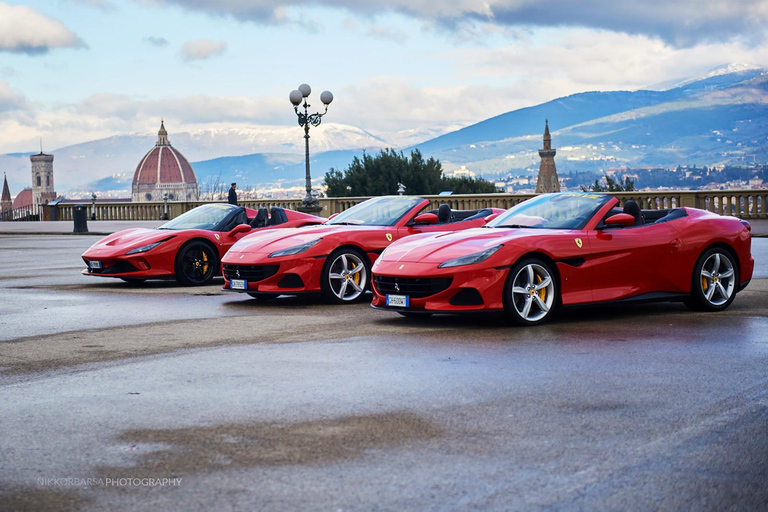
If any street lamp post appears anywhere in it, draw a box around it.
[163,192,169,220]
[290,84,333,211]
[90,192,97,221]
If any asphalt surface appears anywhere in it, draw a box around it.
[0,235,767,511]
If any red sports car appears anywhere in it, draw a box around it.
[82,203,323,286]
[371,192,754,325]
[221,195,504,303]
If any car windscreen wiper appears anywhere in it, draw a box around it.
[493,224,534,229]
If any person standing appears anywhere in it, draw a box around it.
[228,182,238,205]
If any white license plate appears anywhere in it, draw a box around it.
[231,279,247,290]
[89,261,102,269]
[386,294,409,307]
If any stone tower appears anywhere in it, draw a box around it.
[1,174,11,220]
[30,150,56,209]
[535,120,560,193]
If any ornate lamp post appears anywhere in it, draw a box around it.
[162,191,169,220]
[290,84,333,211]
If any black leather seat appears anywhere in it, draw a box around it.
[437,204,453,224]
[268,207,288,226]
[251,208,269,228]
[623,200,644,226]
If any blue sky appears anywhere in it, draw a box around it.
[1,0,767,153]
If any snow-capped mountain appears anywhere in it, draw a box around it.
[646,63,764,91]
[0,123,390,192]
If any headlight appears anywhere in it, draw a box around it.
[438,244,502,268]
[125,240,166,255]
[268,238,322,258]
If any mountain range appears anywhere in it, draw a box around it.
[2,64,766,196]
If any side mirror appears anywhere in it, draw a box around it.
[413,213,438,225]
[328,213,339,220]
[484,213,499,223]
[228,223,252,237]
[604,213,635,228]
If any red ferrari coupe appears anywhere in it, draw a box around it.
[82,203,323,286]
[221,195,504,303]
[371,192,754,325]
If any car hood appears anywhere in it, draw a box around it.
[85,228,175,252]
[379,227,564,264]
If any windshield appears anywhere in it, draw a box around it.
[327,196,424,226]
[158,203,242,231]
[489,193,611,230]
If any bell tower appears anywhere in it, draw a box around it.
[31,143,56,209]
[535,120,560,193]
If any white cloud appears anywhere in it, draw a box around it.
[179,39,228,62]
[144,36,169,47]
[145,0,768,47]
[0,81,29,113]
[0,3,86,55]
[368,25,408,43]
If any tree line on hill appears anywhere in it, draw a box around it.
[324,149,498,197]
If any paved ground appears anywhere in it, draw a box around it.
[0,235,766,511]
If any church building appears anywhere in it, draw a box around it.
[132,121,199,202]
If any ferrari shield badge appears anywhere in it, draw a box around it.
[386,233,393,242]
[574,238,583,248]
[214,234,220,240]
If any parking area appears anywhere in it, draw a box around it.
[0,235,766,511]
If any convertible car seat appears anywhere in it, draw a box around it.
[251,208,269,228]
[268,207,289,226]
[623,200,644,226]
[437,204,454,224]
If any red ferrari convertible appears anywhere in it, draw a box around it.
[371,192,754,325]
[82,203,323,286]
[221,195,504,303]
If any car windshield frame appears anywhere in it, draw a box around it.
[488,193,612,231]
[157,203,244,231]
[326,196,424,227]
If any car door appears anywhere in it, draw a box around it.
[586,221,683,303]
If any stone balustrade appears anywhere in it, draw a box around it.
[35,189,768,222]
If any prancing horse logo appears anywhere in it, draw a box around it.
[386,233,393,242]
[574,238,583,248]
[235,269,241,278]
[394,282,400,293]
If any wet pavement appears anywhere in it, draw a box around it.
[0,235,767,511]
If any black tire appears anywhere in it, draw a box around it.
[120,277,146,284]
[397,311,434,318]
[247,293,279,300]
[320,248,371,304]
[685,247,739,312]
[174,240,218,286]
[503,257,558,326]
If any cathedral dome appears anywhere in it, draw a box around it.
[132,121,199,202]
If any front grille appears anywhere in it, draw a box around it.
[88,261,139,274]
[223,264,279,282]
[374,276,452,299]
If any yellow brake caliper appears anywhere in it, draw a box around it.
[202,251,209,274]
[536,274,546,301]
[351,262,360,285]
[701,275,708,291]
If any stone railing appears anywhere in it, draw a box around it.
[40,189,768,222]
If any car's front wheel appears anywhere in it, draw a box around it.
[503,258,557,326]
[686,247,738,311]
[175,241,218,286]
[320,248,371,304]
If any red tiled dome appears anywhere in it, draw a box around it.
[132,121,197,186]
[12,188,32,210]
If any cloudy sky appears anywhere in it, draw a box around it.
[1,0,767,153]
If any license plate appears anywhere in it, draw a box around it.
[89,261,102,269]
[386,294,409,307]
[231,279,247,290]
